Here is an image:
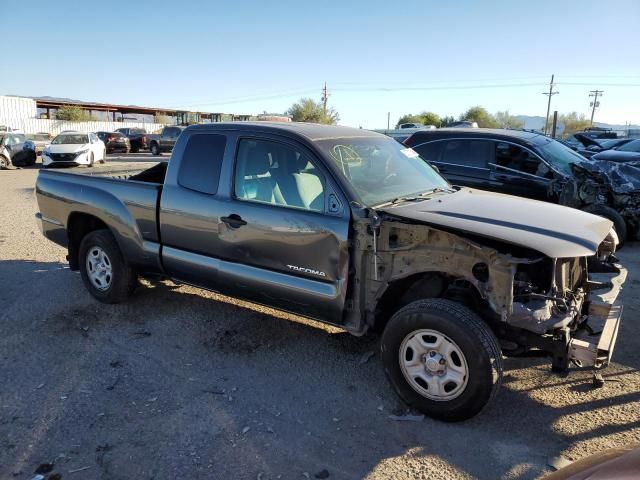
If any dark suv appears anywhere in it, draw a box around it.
[404,128,640,241]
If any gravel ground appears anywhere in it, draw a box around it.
[1,164,639,480]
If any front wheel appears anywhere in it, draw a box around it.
[87,152,94,167]
[381,299,503,422]
[100,149,106,163]
[150,143,160,156]
[79,229,137,303]
[0,155,9,169]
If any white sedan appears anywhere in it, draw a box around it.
[42,131,106,168]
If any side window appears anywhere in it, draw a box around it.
[234,139,325,212]
[495,142,547,176]
[413,141,444,162]
[441,140,489,168]
[177,133,226,195]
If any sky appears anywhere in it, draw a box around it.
[3,0,640,128]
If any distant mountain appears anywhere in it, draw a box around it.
[513,115,639,132]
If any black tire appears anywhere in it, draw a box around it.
[584,204,627,246]
[131,146,139,153]
[88,152,94,168]
[0,155,9,169]
[380,299,503,422]
[150,142,160,156]
[100,149,106,164]
[79,229,137,304]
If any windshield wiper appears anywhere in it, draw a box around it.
[419,187,454,196]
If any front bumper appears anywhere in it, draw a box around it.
[42,152,90,166]
[568,263,627,369]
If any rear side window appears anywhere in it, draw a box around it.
[441,140,490,168]
[178,133,226,195]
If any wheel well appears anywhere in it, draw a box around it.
[67,213,109,270]
[372,272,483,333]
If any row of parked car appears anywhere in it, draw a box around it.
[401,128,640,243]
[0,125,187,169]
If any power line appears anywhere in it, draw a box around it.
[542,74,559,135]
[589,90,604,126]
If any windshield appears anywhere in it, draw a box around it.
[534,137,586,175]
[51,134,88,145]
[315,136,450,206]
[130,128,146,135]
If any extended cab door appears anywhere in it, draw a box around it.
[218,136,350,322]
[489,141,553,201]
[412,139,493,189]
[159,130,350,324]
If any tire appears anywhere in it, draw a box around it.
[27,152,37,167]
[88,152,94,168]
[380,299,503,422]
[0,155,9,169]
[79,229,137,303]
[583,204,627,246]
[150,143,160,156]
[131,146,139,153]
[100,149,106,164]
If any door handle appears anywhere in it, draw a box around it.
[221,214,247,228]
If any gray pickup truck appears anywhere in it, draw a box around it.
[36,122,625,421]
[147,126,186,156]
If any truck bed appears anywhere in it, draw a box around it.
[35,164,166,273]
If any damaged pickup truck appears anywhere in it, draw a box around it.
[35,123,625,421]
[404,128,640,243]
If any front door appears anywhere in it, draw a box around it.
[218,136,350,322]
[489,141,553,201]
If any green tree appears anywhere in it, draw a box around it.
[286,98,339,124]
[440,115,456,126]
[460,106,498,128]
[494,110,524,129]
[419,111,441,127]
[55,105,93,122]
[396,114,423,127]
[154,114,170,124]
[549,112,591,138]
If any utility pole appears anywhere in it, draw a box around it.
[589,90,604,126]
[542,74,559,135]
[321,82,329,117]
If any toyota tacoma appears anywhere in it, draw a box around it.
[35,123,625,421]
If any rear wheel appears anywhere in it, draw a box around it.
[88,152,94,168]
[100,149,106,163]
[584,204,627,246]
[0,155,9,169]
[131,145,139,153]
[151,143,160,156]
[381,299,503,422]
[79,229,137,303]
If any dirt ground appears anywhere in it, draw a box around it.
[1,163,639,480]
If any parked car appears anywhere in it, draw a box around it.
[404,128,640,241]
[147,126,186,155]
[35,122,624,421]
[0,132,36,168]
[114,127,149,152]
[592,138,640,163]
[96,131,131,154]
[42,131,106,168]
[569,134,634,159]
[25,132,52,156]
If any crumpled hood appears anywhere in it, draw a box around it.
[592,150,640,163]
[47,144,90,154]
[573,159,640,194]
[379,188,612,258]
